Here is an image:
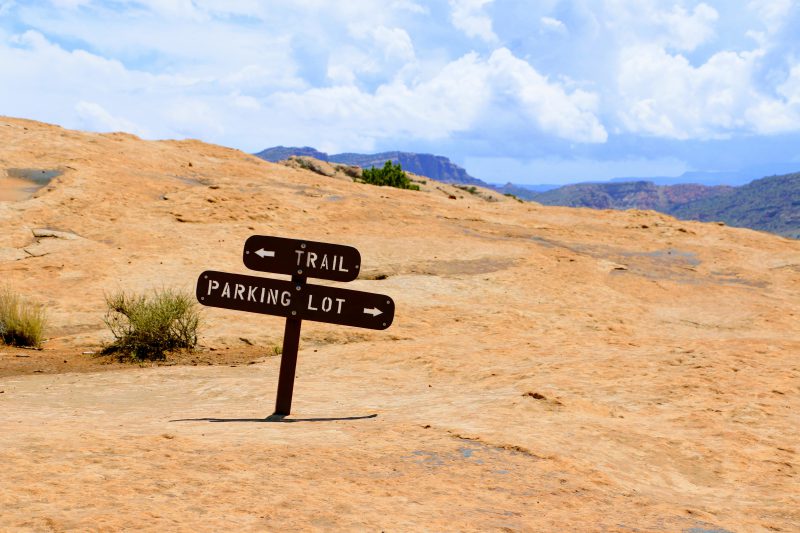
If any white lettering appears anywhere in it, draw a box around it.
[295,250,304,265]
[260,287,265,303]
[321,255,329,269]
[336,298,345,314]
[307,252,317,268]
[234,284,245,300]
[321,296,332,312]
[247,286,257,302]
[266,288,279,305]
[280,291,291,306]
[338,255,348,272]
[307,294,318,311]
[221,282,231,298]
[207,279,219,295]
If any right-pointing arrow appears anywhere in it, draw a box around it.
[363,307,383,317]
[255,248,275,258]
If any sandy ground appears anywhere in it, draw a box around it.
[1,117,799,531]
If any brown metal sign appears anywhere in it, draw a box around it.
[198,235,394,416]
[243,235,361,282]
[197,270,394,330]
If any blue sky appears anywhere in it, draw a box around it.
[1,1,800,185]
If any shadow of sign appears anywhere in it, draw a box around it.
[170,414,378,423]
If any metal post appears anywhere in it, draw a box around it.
[273,274,306,416]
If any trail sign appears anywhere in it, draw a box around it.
[196,235,394,416]
[197,270,394,330]
[243,235,361,282]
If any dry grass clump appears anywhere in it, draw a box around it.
[102,289,200,361]
[0,287,47,348]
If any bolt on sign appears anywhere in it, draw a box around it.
[196,236,395,415]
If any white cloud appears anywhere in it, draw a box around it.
[48,0,91,8]
[0,0,16,16]
[655,2,718,51]
[331,23,416,84]
[540,16,567,34]
[604,0,719,52]
[7,29,134,85]
[165,99,225,138]
[220,63,304,93]
[391,0,428,14]
[75,101,146,135]
[229,92,261,111]
[617,44,800,138]
[124,0,206,20]
[747,0,793,34]
[368,25,416,63]
[0,14,607,151]
[0,30,231,141]
[778,64,800,105]
[449,0,498,44]
[3,0,800,159]
[618,45,750,138]
[601,1,800,139]
[745,99,800,135]
[273,52,492,150]
[489,48,606,143]
[326,46,373,86]
[745,63,800,134]
[263,47,607,151]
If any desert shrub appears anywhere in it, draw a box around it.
[456,185,478,195]
[359,161,419,190]
[0,287,47,348]
[102,289,200,360]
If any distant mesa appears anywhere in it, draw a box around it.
[254,146,489,187]
[254,146,799,239]
[670,173,800,239]
[531,181,735,212]
[254,146,329,162]
[531,175,800,239]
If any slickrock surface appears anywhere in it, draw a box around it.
[1,117,799,531]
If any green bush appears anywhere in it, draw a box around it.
[0,287,47,348]
[359,161,419,190]
[102,289,200,360]
[456,185,478,195]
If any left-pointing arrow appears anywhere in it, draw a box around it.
[255,248,275,258]
[363,307,382,317]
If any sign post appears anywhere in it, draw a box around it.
[274,273,305,416]
[196,236,394,416]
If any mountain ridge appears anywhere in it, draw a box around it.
[254,145,799,238]
[671,172,800,239]
[532,176,799,238]
[255,146,488,186]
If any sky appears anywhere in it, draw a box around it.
[1,1,800,185]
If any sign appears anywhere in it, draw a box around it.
[197,270,394,330]
[196,235,394,416]
[243,235,361,282]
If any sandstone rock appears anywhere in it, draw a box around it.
[0,116,798,531]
